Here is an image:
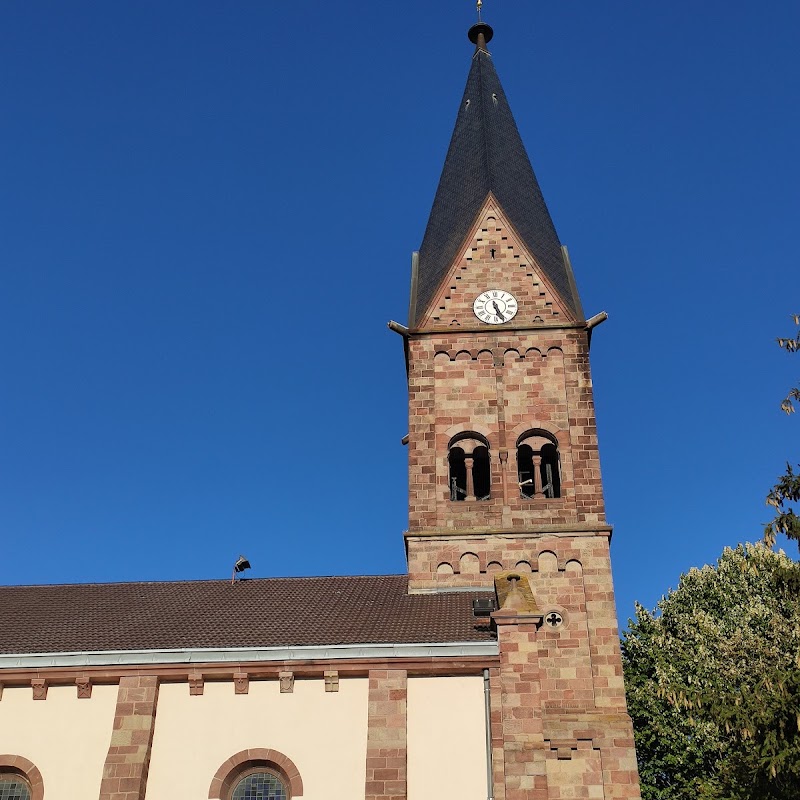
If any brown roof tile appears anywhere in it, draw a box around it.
[0,574,495,654]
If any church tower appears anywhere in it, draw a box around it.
[404,19,612,590]
[398,18,642,800]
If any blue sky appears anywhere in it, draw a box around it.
[2,1,798,627]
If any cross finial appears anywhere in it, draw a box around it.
[477,0,483,22]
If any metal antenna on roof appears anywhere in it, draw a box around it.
[476,0,483,22]
[231,555,251,584]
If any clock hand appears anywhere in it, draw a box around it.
[492,301,505,320]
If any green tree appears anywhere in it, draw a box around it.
[765,315,800,549]
[622,544,800,800]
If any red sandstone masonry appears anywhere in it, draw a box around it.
[404,195,641,799]
[364,669,407,800]
[406,330,605,539]
[493,584,641,800]
[407,204,606,541]
[488,667,507,800]
[542,714,641,800]
[494,609,549,800]
[419,201,572,329]
[97,676,159,800]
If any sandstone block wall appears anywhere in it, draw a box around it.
[365,670,407,800]
[98,675,159,800]
[407,329,605,534]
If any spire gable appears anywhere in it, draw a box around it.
[417,199,574,329]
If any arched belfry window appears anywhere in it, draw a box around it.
[448,433,491,501]
[517,430,561,499]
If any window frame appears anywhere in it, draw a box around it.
[208,748,303,800]
[447,431,492,502]
[0,775,31,800]
[229,766,288,800]
[515,429,562,499]
[0,756,43,800]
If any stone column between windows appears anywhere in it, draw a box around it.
[465,455,476,500]
[98,675,159,800]
[364,669,407,800]
[532,454,543,496]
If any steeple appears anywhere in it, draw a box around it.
[402,14,608,561]
[399,18,641,800]
[411,21,583,326]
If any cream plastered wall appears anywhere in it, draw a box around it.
[407,676,487,800]
[0,684,117,799]
[145,677,369,800]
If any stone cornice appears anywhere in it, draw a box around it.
[0,642,499,676]
[404,524,613,539]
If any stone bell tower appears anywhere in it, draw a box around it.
[394,18,642,800]
[403,19,609,590]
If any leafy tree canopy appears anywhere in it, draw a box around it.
[765,314,800,549]
[623,544,800,800]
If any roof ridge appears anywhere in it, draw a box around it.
[477,50,493,191]
[0,573,408,590]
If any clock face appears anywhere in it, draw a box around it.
[473,289,518,324]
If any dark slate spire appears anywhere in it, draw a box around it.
[413,22,582,325]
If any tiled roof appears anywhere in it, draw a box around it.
[414,38,582,325]
[0,574,494,655]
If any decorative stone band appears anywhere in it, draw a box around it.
[0,641,499,670]
[404,523,613,538]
